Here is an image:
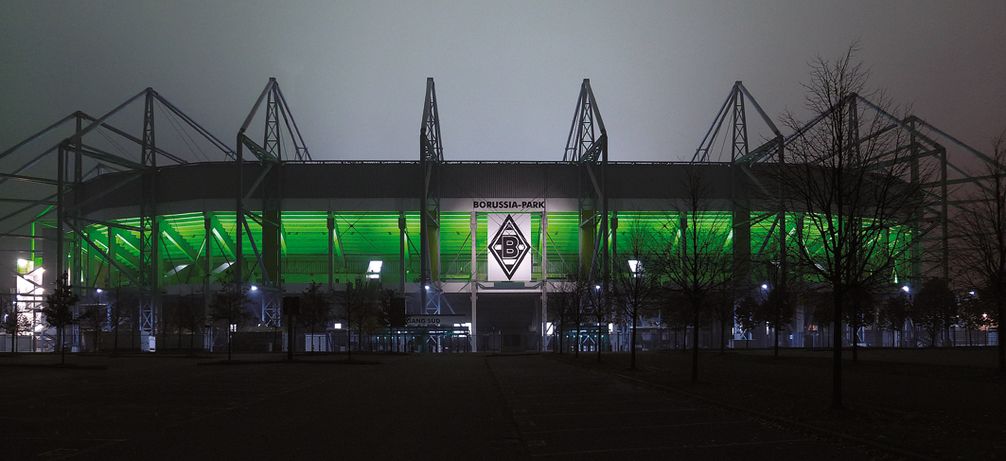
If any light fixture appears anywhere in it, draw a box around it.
[96,288,103,294]
[16,258,28,267]
[628,259,642,275]
[367,260,383,279]
[424,284,430,291]
[250,285,259,292]
[969,290,976,297]
[761,283,769,291]
[594,284,601,291]
[901,285,910,293]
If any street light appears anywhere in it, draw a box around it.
[761,283,769,291]
[901,285,910,294]
[250,284,259,292]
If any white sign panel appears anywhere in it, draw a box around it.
[487,213,533,281]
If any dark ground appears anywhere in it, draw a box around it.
[1,349,998,460]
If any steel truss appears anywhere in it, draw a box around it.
[235,78,312,328]
[0,88,233,347]
[564,79,609,292]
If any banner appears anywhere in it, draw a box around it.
[487,213,532,281]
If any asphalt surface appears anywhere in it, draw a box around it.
[0,353,872,460]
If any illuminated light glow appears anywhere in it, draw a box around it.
[367,260,383,274]
[250,285,258,291]
[333,322,343,330]
[628,259,642,274]
[761,283,769,290]
[424,284,430,290]
[594,284,601,291]
[96,288,103,294]
[901,285,910,293]
[969,290,976,296]
[608,322,614,333]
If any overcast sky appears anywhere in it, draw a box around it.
[1,0,1004,163]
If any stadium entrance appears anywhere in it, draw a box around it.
[474,293,542,352]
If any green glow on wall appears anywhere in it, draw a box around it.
[77,209,912,289]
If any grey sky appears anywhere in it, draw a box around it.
[1,0,1004,162]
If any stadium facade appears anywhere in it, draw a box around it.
[0,78,991,353]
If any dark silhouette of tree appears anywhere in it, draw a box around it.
[300,282,334,353]
[613,220,661,369]
[78,303,106,353]
[549,271,590,354]
[208,281,250,361]
[956,136,1006,371]
[1,298,31,353]
[879,293,911,347]
[41,275,79,365]
[778,44,927,408]
[913,278,957,347]
[660,166,733,382]
[169,295,203,354]
[755,285,796,357]
[734,296,759,347]
[343,279,382,360]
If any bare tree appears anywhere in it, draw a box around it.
[550,271,591,355]
[613,218,662,369]
[956,136,1006,372]
[661,167,733,382]
[879,293,910,347]
[779,45,927,408]
[300,282,333,353]
[208,281,250,361]
[913,277,957,347]
[1,298,31,353]
[78,303,106,353]
[41,274,80,365]
[343,279,382,360]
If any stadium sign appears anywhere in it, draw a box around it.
[488,213,532,281]
[473,200,545,211]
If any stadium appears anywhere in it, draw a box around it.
[0,78,991,353]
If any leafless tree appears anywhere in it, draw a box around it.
[550,270,591,357]
[613,218,662,369]
[1,297,31,353]
[660,166,733,382]
[956,136,1006,372]
[778,45,928,408]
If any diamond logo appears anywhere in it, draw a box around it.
[488,214,531,280]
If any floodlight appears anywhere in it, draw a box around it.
[250,285,259,292]
[901,285,910,293]
[333,322,343,330]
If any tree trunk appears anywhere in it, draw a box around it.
[831,288,844,410]
[690,305,699,383]
[60,325,66,365]
[998,299,1005,373]
[719,311,727,353]
[851,303,858,362]
[596,320,602,362]
[773,323,780,357]
[630,308,637,370]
